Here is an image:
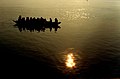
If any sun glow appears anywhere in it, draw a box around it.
[66,53,76,68]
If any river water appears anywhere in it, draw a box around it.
[0,0,120,78]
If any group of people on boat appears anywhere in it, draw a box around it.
[13,15,61,32]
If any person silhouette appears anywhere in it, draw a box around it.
[18,15,22,21]
[55,18,58,23]
[50,18,52,22]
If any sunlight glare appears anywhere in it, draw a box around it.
[66,53,76,68]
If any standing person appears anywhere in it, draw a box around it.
[18,15,22,21]
[50,18,52,22]
[55,18,58,23]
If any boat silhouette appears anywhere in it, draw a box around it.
[13,15,61,32]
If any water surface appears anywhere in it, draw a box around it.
[0,0,120,78]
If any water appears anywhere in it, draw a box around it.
[0,0,120,78]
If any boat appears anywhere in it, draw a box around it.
[13,15,61,32]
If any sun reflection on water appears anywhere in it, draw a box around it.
[56,48,82,75]
[66,53,76,68]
